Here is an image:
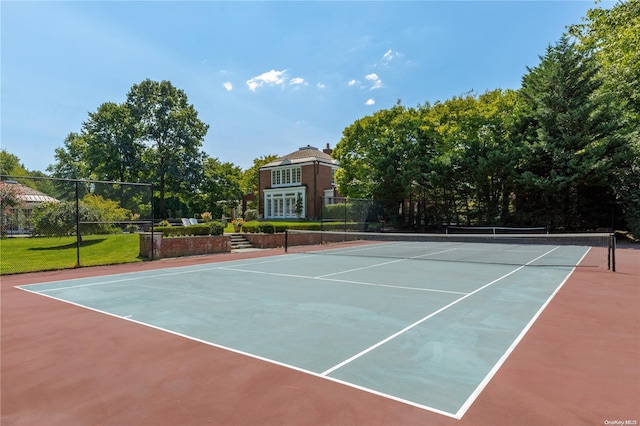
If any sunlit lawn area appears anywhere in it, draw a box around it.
[0,233,142,275]
[1,221,318,275]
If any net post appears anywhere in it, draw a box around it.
[75,180,81,268]
[610,233,616,272]
[608,234,611,270]
[284,229,288,253]
[150,183,155,261]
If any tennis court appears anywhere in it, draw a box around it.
[16,235,609,419]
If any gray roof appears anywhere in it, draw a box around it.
[260,145,338,169]
[8,182,59,203]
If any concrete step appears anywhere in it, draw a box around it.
[229,233,254,250]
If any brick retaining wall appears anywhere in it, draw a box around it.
[242,233,285,248]
[139,233,231,259]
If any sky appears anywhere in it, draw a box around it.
[1,0,613,174]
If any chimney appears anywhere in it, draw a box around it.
[323,143,332,156]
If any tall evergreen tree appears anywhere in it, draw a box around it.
[570,0,640,237]
[517,36,625,230]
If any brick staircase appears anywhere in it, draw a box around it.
[229,233,254,250]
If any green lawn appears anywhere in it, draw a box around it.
[0,233,143,275]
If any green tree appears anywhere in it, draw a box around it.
[517,36,625,230]
[570,0,640,237]
[570,0,640,121]
[334,102,419,225]
[82,102,143,184]
[31,201,103,241]
[82,193,130,224]
[125,79,209,218]
[198,158,244,218]
[81,102,147,210]
[48,132,91,201]
[241,155,278,194]
[241,154,278,211]
[0,150,23,176]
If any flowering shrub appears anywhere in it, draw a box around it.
[0,182,24,212]
[200,211,213,222]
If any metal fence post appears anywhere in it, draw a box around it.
[75,180,81,267]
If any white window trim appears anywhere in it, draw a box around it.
[271,166,302,188]
[263,187,306,219]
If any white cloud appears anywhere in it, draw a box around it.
[365,73,383,90]
[365,98,375,106]
[223,82,233,91]
[317,82,326,89]
[377,49,403,69]
[348,79,360,87]
[289,77,306,85]
[246,69,287,92]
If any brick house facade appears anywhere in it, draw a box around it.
[258,145,340,220]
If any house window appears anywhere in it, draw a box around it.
[271,166,301,188]
[264,187,306,219]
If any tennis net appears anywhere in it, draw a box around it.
[284,229,616,270]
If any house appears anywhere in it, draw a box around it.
[258,144,340,220]
[1,181,59,235]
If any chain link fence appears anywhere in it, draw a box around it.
[320,196,385,231]
[1,176,153,274]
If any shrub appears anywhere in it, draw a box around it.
[82,194,129,223]
[125,224,139,233]
[209,221,225,236]
[32,201,106,237]
[244,209,258,221]
[257,223,275,234]
[155,224,212,237]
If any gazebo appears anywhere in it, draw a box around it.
[2,181,58,235]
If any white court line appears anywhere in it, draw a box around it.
[317,248,459,278]
[16,285,458,419]
[25,254,298,293]
[453,246,590,419]
[15,245,572,419]
[316,258,406,278]
[320,246,561,377]
[218,266,467,295]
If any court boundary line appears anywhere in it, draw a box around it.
[316,247,460,278]
[452,246,592,419]
[19,255,299,293]
[217,266,468,295]
[319,246,561,377]
[15,244,586,420]
[16,285,458,420]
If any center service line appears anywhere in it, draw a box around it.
[320,246,561,376]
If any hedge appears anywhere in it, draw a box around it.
[155,221,225,237]
[240,221,380,233]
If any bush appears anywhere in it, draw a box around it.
[155,224,213,237]
[125,224,139,233]
[244,209,258,221]
[32,201,107,237]
[242,222,324,233]
[209,221,225,236]
[257,223,275,234]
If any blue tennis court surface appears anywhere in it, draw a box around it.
[18,242,590,418]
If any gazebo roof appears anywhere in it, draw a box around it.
[5,181,59,203]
